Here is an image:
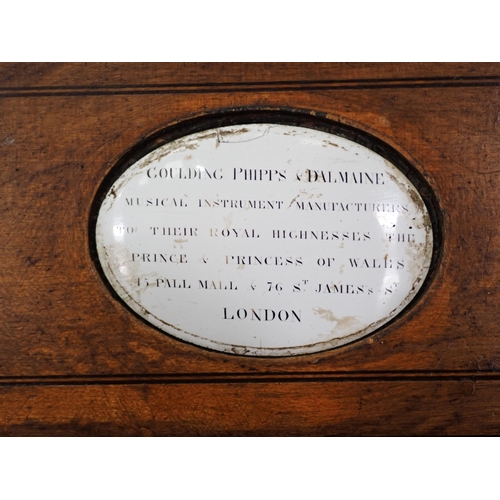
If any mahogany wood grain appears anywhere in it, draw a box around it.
[0,63,499,435]
[0,62,499,89]
[0,379,496,436]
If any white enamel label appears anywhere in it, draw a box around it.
[95,123,433,356]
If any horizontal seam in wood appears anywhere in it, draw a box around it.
[0,371,496,387]
[0,77,500,97]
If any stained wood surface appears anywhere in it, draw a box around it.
[0,379,495,436]
[1,63,499,435]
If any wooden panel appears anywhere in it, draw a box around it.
[0,62,499,89]
[0,379,496,436]
[0,63,499,434]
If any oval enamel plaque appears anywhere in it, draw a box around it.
[94,120,435,356]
